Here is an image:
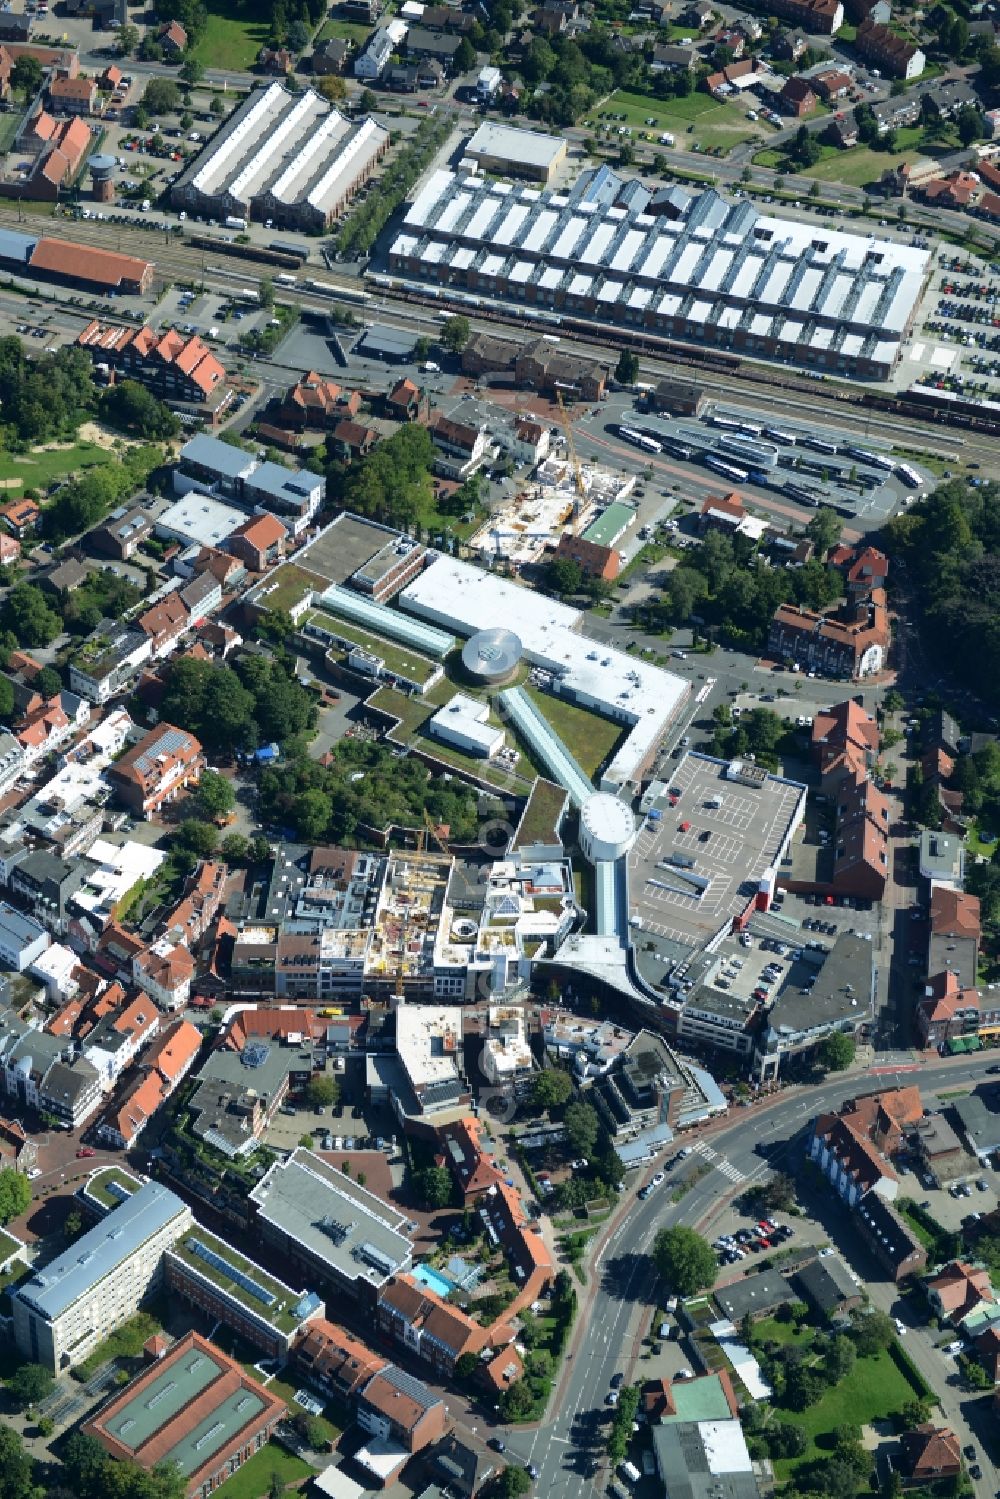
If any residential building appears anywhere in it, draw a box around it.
[812,67,853,100]
[552,532,620,583]
[48,74,97,113]
[900,1425,962,1483]
[808,1111,898,1206]
[926,1260,994,1328]
[135,590,190,660]
[0,902,50,972]
[429,415,489,480]
[768,592,890,679]
[106,722,204,817]
[830,773,890,901]
[292,1317,387,1400]
[919,831,964,889]
[226,512,287,573]
[780,76,817,115]
[715,1269,796,1324]
[0,1116,37,1175]
[854,1190,927,1281]
[793,1254,863,1318]
[12,687,89,766]
[439,1115,504,1200]
[9,849,98,937]
[133,939,195,1011]
[377,1275,485,1375]
[83,1331,286,1498]
[766,0,843,31]
[0,498,40,537]
[916,970,983,1050]
[77,321,230,410]
[68,622,152,704]
[355,1365,448,1483]
[12,1180,191,1370]
[928,886,981,992]
[812,698,880,791]
[99,1017,202,1148]
[160,18,187,50]
[855,17,924,76]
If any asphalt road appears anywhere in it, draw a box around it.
[495,1051,1000,1499]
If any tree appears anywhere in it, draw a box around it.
[359,88,377,111]
[414,1165,453,1209]
[0,1426,36,1499]
[824,1334,856,1382]
[531,1068,573,1111]
[9,1362,54,1409]
[651,1225,716,1297]
[11,55,42,98]
[0,1167,31,1225]
[36,665,62,698]
[99,381,180,440]
[499,1466,532,1498]
[849,1306,894,1356]
[63,1208,84,1243]
[818,1032,855,1072]
[958,103,985,146]
[441,314,471,354]
[1,583,61,647]
[143,77,182,113]
[297,1415,330,1451]
[258,277,275,310]
[615,348,639,385]
[454,1351,480,1381]
[563,1100,599,1159]
[547,556,583,596]
[210,93,226,115]
[804,505,842,557]
[454,34,476,71]
[220,832,250,864]
[318,74,348,103]
[180,58,204,85]
[193,770,236,823]
[305,1074,339,1108]
[174,820,219,860]
[784,1361,825,1411]
[117,22,139,54]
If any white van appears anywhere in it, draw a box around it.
[620,1462,641,1485]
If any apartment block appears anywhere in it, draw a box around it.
[12,1180,191,1370]
[106,722,204,816]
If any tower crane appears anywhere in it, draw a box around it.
[556,390,585,514]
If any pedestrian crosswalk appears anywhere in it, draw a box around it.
[691,1139,745,1184]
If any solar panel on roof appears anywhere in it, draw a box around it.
[242,1042,271,1069]
[187,1237,277,1307]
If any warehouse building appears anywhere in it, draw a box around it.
[462,122,568,185]
[390,174,931,380]
[172,83,390,232]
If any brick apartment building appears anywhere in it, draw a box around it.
[768,591,889,679]
[76,321,230,409]
[552,532,620,582]
[105,722,204,816]
[855,17,925,76]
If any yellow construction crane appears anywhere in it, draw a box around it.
[422,809,452,859]
[394,907,409,1001]
[556,390,585,510]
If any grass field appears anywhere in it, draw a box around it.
[771,1342,920,1479]
[213,1446,315,1499]
[754,123,961,190]
[368,682,539,794]
[316,15,372,44]
[0,441,113,493]
[591,88,756,154]
[522,683,624,781]
[191,0,273,69]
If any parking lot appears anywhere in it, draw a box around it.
[628,752,805,950]
[898,251,1000,404]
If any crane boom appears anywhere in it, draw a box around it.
[556,390,585,505]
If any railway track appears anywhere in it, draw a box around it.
[4,208,998,468]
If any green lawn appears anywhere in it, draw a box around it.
[190,0,273,70]
[757,124,961,191]
[368,683,537,794]
[772,1346,920,1479]
[593,88,756,154]
[211,1445,315,1499]
[0,441,113,494]
[316,15,372,44]
[522,683,625,781]
[73,1311,164,1381]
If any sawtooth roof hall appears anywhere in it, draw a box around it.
[389,170,931,380]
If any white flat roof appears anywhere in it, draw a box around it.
[400,557,688,786]
[466,122,566,170]
[157,494,245,548]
